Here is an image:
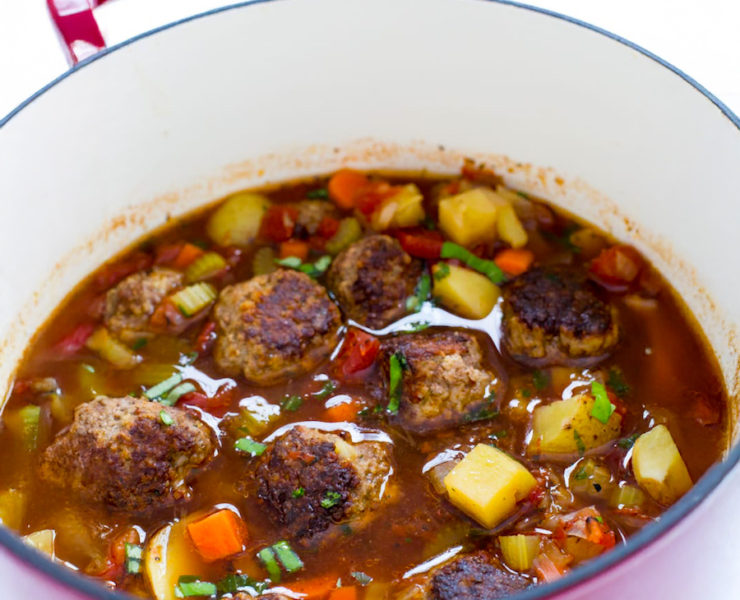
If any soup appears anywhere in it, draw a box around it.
[0,165,726,600]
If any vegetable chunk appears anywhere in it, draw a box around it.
[632,425,692,505]
[432,263,501,319]
[444,444,536,529]
[438,188,503,247]
[186,509,248,562]
[206,192,270,247]
[528,394,622,455]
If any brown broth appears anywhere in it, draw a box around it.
[0,173,728,599]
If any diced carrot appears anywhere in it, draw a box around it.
[328,170,370,210]
[589,245,643,292]
[172,243,205,269]
[494,248,534,276]
[186,509,248,562]
[324,399,360,423]
[285,576,338,599]
[328,587,357,600]
[280,239,310,261]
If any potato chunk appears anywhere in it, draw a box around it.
[438,188,503,247]
[432,263,501,319]
[145,519,205,600]
[23,529,55,557]
[496,203,528,248]
[632,425,692,505]
[527,394,622,455]
[371,184,425,230]
[444,444,536,529]
[206,192,270,247]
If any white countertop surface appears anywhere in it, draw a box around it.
[1,0,740,120]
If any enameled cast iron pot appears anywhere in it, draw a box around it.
[1,0,738,598]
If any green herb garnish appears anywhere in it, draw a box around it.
[590,381,615,424]
[314,381,336,400]
[272,540,304,573]
[143,373,183,401]
[275,255,332,278]
[175,576,217,598]
[617,433,639,450]
[434,262,451,281]
[573,467,589,481]
[257,547,281,583]
[406,321,430,332]
[306,188,329,199]
[573,429,586,455]
[532,370,549,391]
[281,395,303,412]
[292,487,305,498]
[321,490,343,509]
[440,242,505,284]
[275,256,302,269]
[216,574,268,595]
[607,367,630,398]
[387,352,405,414]
[406,272,431,312]
[235,437,267,457]
[132,338,148,351]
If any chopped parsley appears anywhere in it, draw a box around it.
[422,216,437,230]
[234,437,267,457]
[434,262,451,281]
[313,381,336,400]
[590,381,616,424]
[159,410,174,427]
[532,370,549,391]
[321,490,343,510]
[306,188,329,199]
[488,430,509,440]
[573,429,586,455]
[543,224,581,253]
[132,337,148,350]
[573,467,589,480]
[406,272,431,312]
[292,487,305,498]
[607,367,630,398]
[406,321,430,332]
[617,433,639,450]
[281,395,303,412]
[216,573,268,595]
[351,571,373,586]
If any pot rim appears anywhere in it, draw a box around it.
[0,1,738,599]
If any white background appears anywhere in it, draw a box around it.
[1,0,740,120]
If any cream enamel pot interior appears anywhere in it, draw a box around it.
[1,0,739,598]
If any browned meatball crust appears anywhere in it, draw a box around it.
[291,199,340,236]
[39,396,214,512]
[502,265,619,367]
[213,269,341,385]
[429,552,530,600]
[254,426,393,542]
[103,267,183,343]
[327,235,422,329]
[377,330,503,434]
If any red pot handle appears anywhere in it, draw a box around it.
[47,0,109,64]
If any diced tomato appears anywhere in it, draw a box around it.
[180,386,234,417]
[461,160,502,187]
[150,299,208,335]
[526,485,546,506]
[317,216,340,239]
[589,245,644,292]
[394,228,444,259]
[221,246,244,267]
[96,526,139,580]
[53,322,96,357]
[333,329,380,381]
[94,251,153,290]
[194,321,217,355]
[259,205,299,242]
[154,242,184,266]
[354,181,399,215]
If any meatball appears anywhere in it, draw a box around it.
[502,265,619,367]
[254,426,394,542]
[377,330,503,435]
[327,235,422,329]
[291,199,340,236]
[213,269,341,385]
[103,267,183,343]
[39,396,214,512]
[429,552,530,600]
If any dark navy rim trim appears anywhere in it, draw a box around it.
[0,1,738,599]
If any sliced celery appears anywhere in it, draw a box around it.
[499,534,540,571]
[610,484,645,509]
[185,252,227,283]
[170,283,217,317]
[85,327,141,369]
[252,247,277,276]
[5,405,41,450]
[325,217,362,255]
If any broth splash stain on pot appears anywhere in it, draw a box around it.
[0,167,727,600]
